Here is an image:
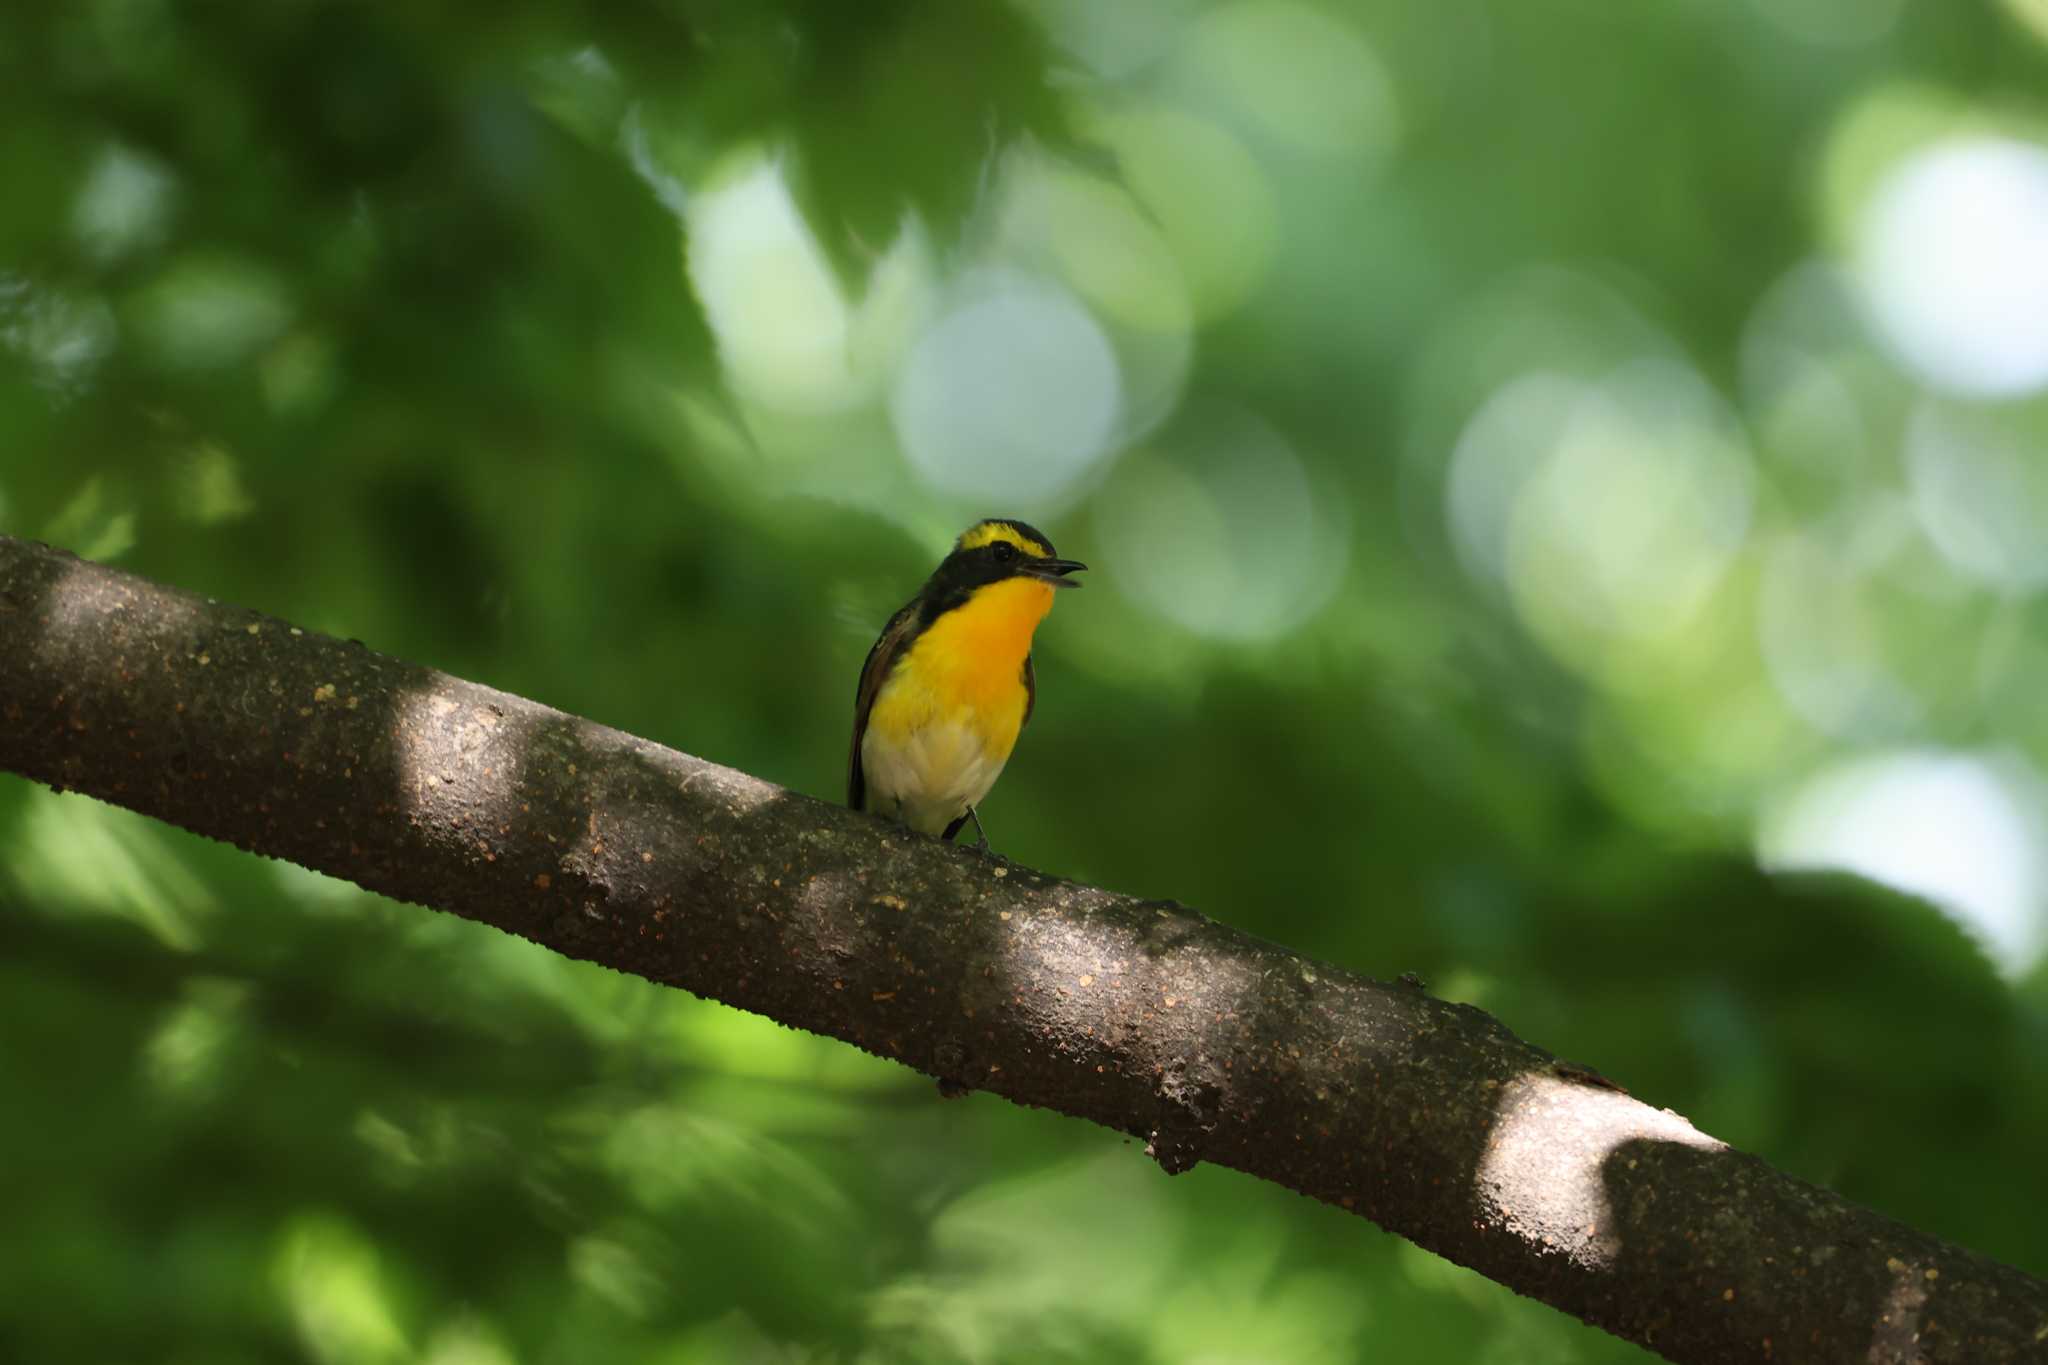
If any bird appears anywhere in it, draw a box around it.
[848,518,1085,847]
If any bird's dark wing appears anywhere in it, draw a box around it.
[848,598,921,810]
[1021,654,1036,729]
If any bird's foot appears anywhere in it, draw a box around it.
[964,806,995,855]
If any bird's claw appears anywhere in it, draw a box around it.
[963,805,995,855]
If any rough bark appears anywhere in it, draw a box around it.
[1,533,2042,1365]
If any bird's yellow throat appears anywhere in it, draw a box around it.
[869,577,1054,752]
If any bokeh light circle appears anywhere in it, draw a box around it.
[1757,530,1922,740]
[686,158,862,415]
[1445,371,1582,589]
[993,150,1194,442]
[1175,0,1399,161]
[2003,0,2048,46]
[1083,105,1278,323]
[1738,262,1876,497]
[1856,137,2048,398]
[1092,406,1344,641]
[1449,360,1754,670]
[890,272,1123,510]
[1033,0,1203,80]
[1904,399,2048,590]
[1760,750,2048,978]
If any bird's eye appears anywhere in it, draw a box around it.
[992,541,1017,564]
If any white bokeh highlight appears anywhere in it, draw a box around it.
[72,140,178,266]
[891,272,1124,510]
[992,149,1193,443]
[686,158,863,414]
[1856,137,2048,398]
[1760,750,2048,978]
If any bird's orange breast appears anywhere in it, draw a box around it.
[867,577,1054,760]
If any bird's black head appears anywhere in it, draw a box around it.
[919,518,1087,620]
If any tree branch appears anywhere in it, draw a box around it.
[1,533,2042,1365]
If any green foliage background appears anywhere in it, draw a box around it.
[4,2,2048,1361]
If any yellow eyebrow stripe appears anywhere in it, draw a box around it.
[956,520,1051,557]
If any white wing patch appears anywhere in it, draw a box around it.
[861,718,1009,836]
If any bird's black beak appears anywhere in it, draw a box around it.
[1028,558,1087,588]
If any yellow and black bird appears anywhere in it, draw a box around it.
[849,519,1085,846]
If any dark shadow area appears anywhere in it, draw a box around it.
[1595,1132,2048,1363]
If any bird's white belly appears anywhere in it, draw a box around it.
[862,718,1009,836]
